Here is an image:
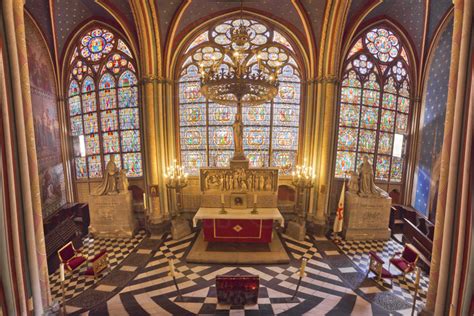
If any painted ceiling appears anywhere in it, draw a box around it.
[25,0,453,69]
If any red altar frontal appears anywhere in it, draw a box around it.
[193,208,284,243]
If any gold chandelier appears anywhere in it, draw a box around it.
[199,22,281,106]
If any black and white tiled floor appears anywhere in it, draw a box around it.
[49,230,147,302]
[331,237,429,310]
[80,231,421,315]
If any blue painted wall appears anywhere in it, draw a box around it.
[412,19,453,219]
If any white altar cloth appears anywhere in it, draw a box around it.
[193,207,284,228]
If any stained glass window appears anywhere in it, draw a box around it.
[335,26,412,184]
[67,26,142,179]
[178,18,302,174]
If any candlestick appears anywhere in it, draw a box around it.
[299,258,307,278]
[251,197,258,214]
[220,194,227,214]
[60,263,65,282]
[143,193,147,210]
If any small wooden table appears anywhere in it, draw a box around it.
[193,208,284,243]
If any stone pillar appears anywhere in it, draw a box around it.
[141,76,165,223]
[302,79,318,219]
[56,96,75,202]
[313,76,338,233]
[152,78,174,223]
[3,0,50,310]
[424,1,469,313]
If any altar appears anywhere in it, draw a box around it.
[193,208,284,243]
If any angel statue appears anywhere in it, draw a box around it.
[119,169,129,192]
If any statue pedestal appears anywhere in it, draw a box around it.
[286,220,306,241]
[343,191,391,240]
[89,191,135,238]
[230,157,249,169]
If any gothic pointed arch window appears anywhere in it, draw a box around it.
[67,27,142,179]
[177,18,303,175]
[335,27,412,183]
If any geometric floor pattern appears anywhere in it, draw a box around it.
[49,230,147,302]
[333,237,429,310]
[82,231,421,315]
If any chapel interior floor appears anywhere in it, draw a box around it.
[186,230,290,264]
[51,229,429,315]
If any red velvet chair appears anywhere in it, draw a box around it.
[367,251,395,286]
[389,245,419,279]
[57,242,87,272]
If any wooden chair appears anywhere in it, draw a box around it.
[366,251,395,286]
[57,241,87,272]
[389,244,419,279]
[84,250,109,279]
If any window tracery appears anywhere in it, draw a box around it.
[67,26,142,179]
[335,26,411,183]
[178,18,302,175]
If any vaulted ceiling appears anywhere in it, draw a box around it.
[25,0,453,74]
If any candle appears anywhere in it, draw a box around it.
[60,263,65,282]
[254,194,257,204]
[221,194,225,204]
[168,259,176,277]
[143,193,147,209]
[415,267,420,285]
[299,258,307,277]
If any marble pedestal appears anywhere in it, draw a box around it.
[343,191,391,240]
[171,218,192,240]
[286,220,306,241]
[89,191,135,238]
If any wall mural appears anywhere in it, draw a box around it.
[412,19,453,220]
[25,16,66,218]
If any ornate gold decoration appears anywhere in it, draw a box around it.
[200,166,278,193]
[196,14,292,159]
[164,160,189,217]
[291,160,315,221]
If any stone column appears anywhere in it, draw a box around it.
[301,79,318,219]
[313,76,338,233]
[141,76,165,223]
[424,1,469,313]
[56,95,75,202]
[153,77,175,223]
[3,0,50,310]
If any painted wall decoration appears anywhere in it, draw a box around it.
[25,16,66,218]
[412,19,453,219]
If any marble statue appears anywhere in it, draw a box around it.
[342,156,391,240]
[119,169,129,192]
[94,155,119,195]
[358,156,388,198]
[347,171,359,193]
[233,114,244,158]
[89,156,135,237]
[235,168,249,191]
